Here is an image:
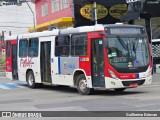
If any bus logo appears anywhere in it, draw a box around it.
[64,62,75,70]
[20,58,34,67]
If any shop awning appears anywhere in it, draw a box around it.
[28,17,74,32]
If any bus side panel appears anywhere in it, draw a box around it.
[50,36,59,78]
[18,38,41,83]
[28,56,41,83]
[18,57,29,82]
[79,57,92,88]
[51,57,78,86]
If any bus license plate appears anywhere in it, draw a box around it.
[129,83,138,88]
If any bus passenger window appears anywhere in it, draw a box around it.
[71,34,88,56]
[19,39,28,57]
[28,38,39,57]
[55,36,70,57]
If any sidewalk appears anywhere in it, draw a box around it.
[0,72,6,77]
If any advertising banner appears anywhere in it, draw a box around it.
[74,0,127,27]
[73,0,160,27]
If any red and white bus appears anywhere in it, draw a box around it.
[5,24,152,95]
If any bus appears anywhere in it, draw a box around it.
[152,39,160,73]
[5,24,152,95]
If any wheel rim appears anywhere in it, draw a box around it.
[79,79,88,93]
[28,74,34,86]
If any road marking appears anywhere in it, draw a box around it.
[1,83,19,89]
[0,82,26,90]
[0,85,10,89]
[8,83,26,88]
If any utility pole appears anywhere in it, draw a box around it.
[25,1,36,32]
[90,2,97,25]
[94,2,97,25]
[17,0,36,32]
[9,31,12,36]
[17,0,37,32]
[1,31,5,41]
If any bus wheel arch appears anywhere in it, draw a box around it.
[73,70,92,95]
[73,70,85,86]
[26,69,40,88]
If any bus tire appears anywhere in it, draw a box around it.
[27,71,39,88]
[77,74,92,95]
[114,88,126,92]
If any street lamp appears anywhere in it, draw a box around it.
[17,0,36,32]
[25,1,36,32]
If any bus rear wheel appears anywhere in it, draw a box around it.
[27,71,39,88]
[77,74,92,95]
[114,88,126,92]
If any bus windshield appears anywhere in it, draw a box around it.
[107,36,150,71]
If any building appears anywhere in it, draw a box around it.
[29,0,74,32]
[29,0,160,41]
[0,1,35,36]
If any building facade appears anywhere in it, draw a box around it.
[29,0,74,32]
[30,0,160,41]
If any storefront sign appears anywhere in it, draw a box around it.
[73,0,160,27]
[74,0,127,27]
[109,4,128,19]
[80,4,108,20]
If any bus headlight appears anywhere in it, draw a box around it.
[108,69,118,80]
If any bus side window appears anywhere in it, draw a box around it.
[19,39,28,57]
[71,34,88,56]
[55,36,70,57]
[28,38,39,57]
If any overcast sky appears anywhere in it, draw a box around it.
[0,2,35,36]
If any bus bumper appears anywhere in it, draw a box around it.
[104,76,152,89]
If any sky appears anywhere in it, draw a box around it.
[0,1,35,36]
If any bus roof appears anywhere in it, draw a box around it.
[19,30,60,39]
[5,24,145,41]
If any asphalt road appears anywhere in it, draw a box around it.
[0,73,160,118]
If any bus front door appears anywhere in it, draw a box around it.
[40,42,51,83]
[91,39,105,87]
[12,44,18,80]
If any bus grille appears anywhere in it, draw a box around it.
[122,80,145,87]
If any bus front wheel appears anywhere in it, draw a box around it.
[27,71,39,88]
[77,74,92,95]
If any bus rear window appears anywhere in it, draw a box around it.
[6,41,11,58]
